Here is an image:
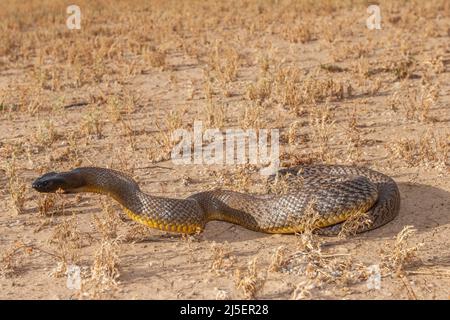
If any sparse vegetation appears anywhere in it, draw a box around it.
[387,131,449,169]
[0,242,31,278]
[79,237,122,299]
[48,216,84,277]
[235,257,266,300]
[0,0,448,300]
[5,158,27,215]
[209,241,235,275]
[381,226,424,275]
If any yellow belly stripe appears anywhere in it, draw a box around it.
[123,208,202,234]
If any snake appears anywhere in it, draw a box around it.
[31,165,400,235]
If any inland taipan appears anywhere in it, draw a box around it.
[32,165,400,235]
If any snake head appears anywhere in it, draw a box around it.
[32,170,84,194]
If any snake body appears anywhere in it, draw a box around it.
[32,165,400,235]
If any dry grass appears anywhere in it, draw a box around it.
[212,166,255,193]
[124,223,153,243]
[92,200,121,240]
[343,108,363,164]
[150,109,186,161]
[5,158,26,215]
[33,119,60,148]
[143,48,167,69]
[389,82,440,122]
[81,107,104,140]
[235,257,266,300]
[0,241,31,278]
[79,237,122,299]
[265,205,373,295]
[380,226,424,275]
[204,99,226,128]
[279,239,370,294]
[308,105,335,162]
[209,241,235,275]
[246,78,272,105]
[337,210,372,238]
[268,246,288,273]
[290,280,317,300]
[37,192,68,217]
[48,216,84,277]
[387,131,449,169]
[208,44,241,84]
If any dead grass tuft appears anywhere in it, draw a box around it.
[79,237,121,299]
[37,193,65,217]
[380,226,424,275]
[209,241,235,275]
[48,216,83,278]
[387,131,449,169]
[92,200,121,240]
[338,211,372,239]
[0,241,31,278]
[268,246,288,272]
[235,257,265,299]
[5,158,26,215]
[389,82,440,122]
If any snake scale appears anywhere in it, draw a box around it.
[32,165,400,235]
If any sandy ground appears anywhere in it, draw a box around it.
[0,0,449,299]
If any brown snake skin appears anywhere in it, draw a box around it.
[32,165,400,235]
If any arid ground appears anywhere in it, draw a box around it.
[0,0,449,299]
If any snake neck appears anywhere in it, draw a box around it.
[66,167,205,233]
[69,167,143,210]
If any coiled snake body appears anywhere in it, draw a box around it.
[32,165,400,235]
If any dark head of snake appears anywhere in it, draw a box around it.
[32,170,86,194]
[32,165,400,235]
